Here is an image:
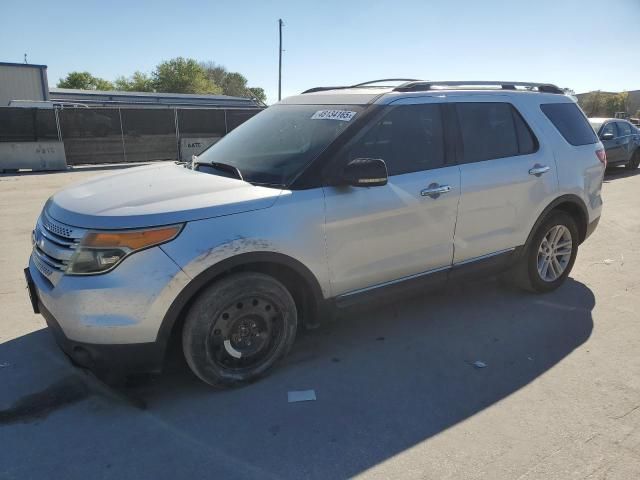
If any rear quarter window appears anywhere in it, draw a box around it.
[540,103,598,146]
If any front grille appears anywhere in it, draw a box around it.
[31,212,85,280]
[32,251,54,277]
[40,216,74,238]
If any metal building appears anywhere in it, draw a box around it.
[0,62,49,106]
[49,88,260,109]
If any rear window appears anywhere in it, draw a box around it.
[540,103,598,146]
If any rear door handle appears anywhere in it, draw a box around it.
[528,165,551,176]
[421,184,452,198]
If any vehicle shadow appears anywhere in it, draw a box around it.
[131,276,595,478]
[604,165,639,182]
[0,276,594,479]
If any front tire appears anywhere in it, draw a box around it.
[182,272,297,387]
[511,212,579,293]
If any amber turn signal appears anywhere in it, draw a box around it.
[81,225,182,250]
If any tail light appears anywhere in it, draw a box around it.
[596,149,607,168]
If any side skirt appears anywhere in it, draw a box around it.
[332,247,522,309]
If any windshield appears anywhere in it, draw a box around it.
[588,120,603,133]
[196,104,364,186]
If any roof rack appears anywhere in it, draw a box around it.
[301,78,420,94]
[393,81,565,94]
[350,78,421,88]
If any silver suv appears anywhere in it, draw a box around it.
[25,80,606,387]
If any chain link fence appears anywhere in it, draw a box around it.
[0,108,59,142]
[0,106,262,165]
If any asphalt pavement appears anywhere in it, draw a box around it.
[1,165,639,479]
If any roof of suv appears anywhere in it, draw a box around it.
[280,80,572,106]
[279,88,392,105]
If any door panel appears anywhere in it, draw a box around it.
[616,121,633,162]
[454,154,557,262]
[600,122,622,163]
[452,99,558,263]
[324,167,460,295]
[322,102,460,296]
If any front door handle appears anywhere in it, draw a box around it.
[421,184,452,199]
[528,165,551,176]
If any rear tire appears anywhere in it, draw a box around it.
[510,212,579,293]
[626,150,640,170]
[182,272,297,388]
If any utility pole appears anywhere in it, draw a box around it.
[278,19,284,101]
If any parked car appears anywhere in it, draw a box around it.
[25,80,606,387]
[588,117,640,169]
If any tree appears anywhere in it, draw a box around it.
[248,87,267,104]
[602,91,628,117]
[200,62,265,102]
[57,71,114,90]
[618,91,629,114]
[153,57,221,94]
[579,91,631,117]
[56,59,266,99]
[114,71,154,92]
[579,91,604,117]
[221,72,249,97]
[200,61,228,88]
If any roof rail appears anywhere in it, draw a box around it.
[301,86,348,94]
[301,78,421,94]
[393,81,564,94]
[349,78,421,88]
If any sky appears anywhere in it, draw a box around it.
[2,0,639,104]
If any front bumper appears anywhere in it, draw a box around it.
[38,298,165,374]
[26,245,191,374]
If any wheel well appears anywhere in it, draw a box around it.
[549,201,588,243]
[162,259,321,366]
[223,261,319,328]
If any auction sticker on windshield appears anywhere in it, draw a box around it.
[311,110,357,121]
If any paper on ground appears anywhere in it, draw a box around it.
[288,390,317,403]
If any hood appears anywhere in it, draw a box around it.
[47,163,283,229]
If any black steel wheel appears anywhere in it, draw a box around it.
[182,272,297,387]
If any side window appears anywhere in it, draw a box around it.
[601,122,618,138]
[512,107,538,154]
[345,104,445,176]
[456,102,521,163]
[618,121,632,137]
[540,103,598,146]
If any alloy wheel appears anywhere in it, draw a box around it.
[536,225,573,282]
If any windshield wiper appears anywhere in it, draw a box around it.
[195,161,244,181]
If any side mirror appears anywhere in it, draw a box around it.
[601,132,615,141]
[341,158,388,187]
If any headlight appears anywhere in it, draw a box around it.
[67,225,183,275]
